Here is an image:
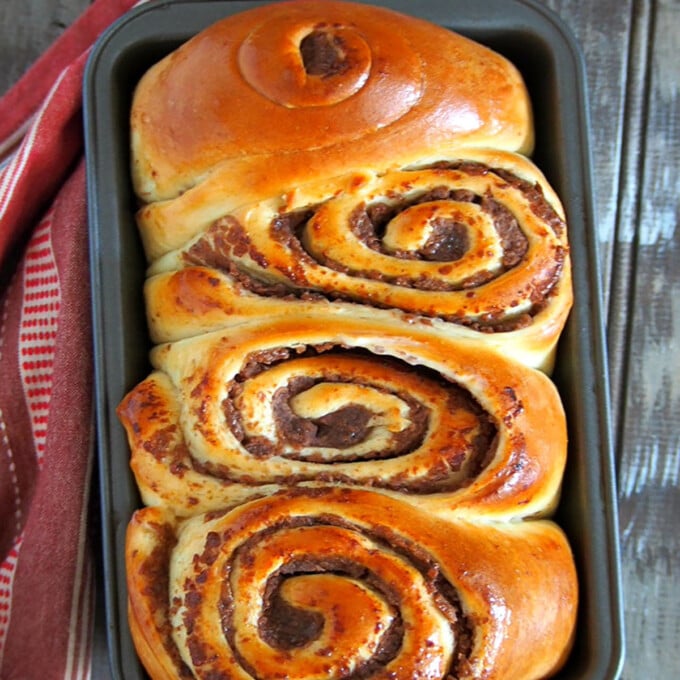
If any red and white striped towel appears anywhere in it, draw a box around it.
[0,1,142,677]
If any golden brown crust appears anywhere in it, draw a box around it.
[117,311,567,521]
[123,4,578,677]
[144,264,571,373]
[143,149,572,372]
[131,0,533,259]
[126,507,190,680]
[126,489,577,680]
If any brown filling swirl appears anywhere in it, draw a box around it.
[300,28,352,77]
[347,186,527,284]
[183,163,566,333]
[229,372,429,462]
[177,513,475,679]
[137,524,194,679]
[210,345,498,493]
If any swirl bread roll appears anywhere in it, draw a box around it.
[131,0,534,260]
[117,312,567,522]
[145,149,571,371]
[126,488,577,680]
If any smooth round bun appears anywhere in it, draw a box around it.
[131,0,534,259]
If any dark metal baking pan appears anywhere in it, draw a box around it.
[83,1,625,678]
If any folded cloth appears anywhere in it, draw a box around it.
[0,1,142,677]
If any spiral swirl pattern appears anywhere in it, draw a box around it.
[126,489,578,680]
[118,312,566,520]
[124,5,578,678]
[180,158,567,326]
[147,152,571,371]
[185,523,455,679]
[237,10,420,111]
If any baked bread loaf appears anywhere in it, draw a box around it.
[120,1,579,678]
[126,488,577,680]
[118,311,567,520]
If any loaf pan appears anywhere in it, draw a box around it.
[83,1,625,678]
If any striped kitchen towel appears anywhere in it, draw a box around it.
[0,1,142,677]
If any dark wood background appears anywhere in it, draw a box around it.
[1,0,678,678]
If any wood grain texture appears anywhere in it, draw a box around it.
[545,0,632,298]
[549,1,680,678]
[1,1,678,679]
[0,0,91,91]
[614,0,680,675]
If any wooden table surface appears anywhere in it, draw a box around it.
[1,0,677,678]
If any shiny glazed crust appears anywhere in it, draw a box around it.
[126,490,577,680]
[122,2,578,678]
[144,149,572,372]
[117,312,567,522]
[130,0,533,260]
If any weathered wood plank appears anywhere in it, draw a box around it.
[615,0,680,675]
[543,0,635,419]
[550,1,680,678]
[0,0,90,94]
[543,0,633,310]
[599,0,655,433]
